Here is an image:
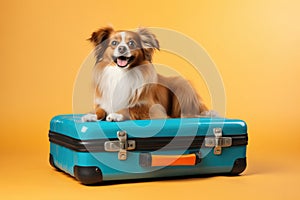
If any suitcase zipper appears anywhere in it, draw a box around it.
[49,131,248,153]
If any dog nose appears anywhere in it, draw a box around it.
[118,46,127,54]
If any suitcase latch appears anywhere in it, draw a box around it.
[104,131,135,160]
[205,128,232,155]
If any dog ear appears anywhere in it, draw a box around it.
[89,26,114,46]
[137,28,160,62]
[89,26,114,62]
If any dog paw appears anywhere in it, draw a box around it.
[81,114,98,122]
[200,110,220,117]
[106,113,124,122]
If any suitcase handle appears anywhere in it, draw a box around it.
[139,152,201,167]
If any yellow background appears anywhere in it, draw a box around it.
[1,0,300,199]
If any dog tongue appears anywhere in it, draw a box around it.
[117,58,128,67]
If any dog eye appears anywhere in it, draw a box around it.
[111,40,119,46]
[128,40,136,48]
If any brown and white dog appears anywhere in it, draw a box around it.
[82,26,215,122]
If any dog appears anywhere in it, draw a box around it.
[82,26,215,122]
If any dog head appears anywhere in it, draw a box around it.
[89,26,160,69]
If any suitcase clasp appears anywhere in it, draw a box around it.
[104,131,136,160]
[205,128,232,155]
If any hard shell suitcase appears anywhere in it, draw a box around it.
[49,114,248,185]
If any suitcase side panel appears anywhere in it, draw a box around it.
[50,143,76,176]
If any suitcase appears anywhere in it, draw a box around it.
[49,114,248,185]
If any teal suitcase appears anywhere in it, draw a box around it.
[49,114,248,185]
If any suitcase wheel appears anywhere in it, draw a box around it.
[230,158,247,175]
[74,166,103,185]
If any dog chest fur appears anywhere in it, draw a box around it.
[96,66,145,114]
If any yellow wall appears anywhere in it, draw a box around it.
[0,0,300,199]
[1,0,300,195]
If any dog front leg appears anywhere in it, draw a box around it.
[95,106,107,120]
[81,105,107,122]
[106,109,130,122]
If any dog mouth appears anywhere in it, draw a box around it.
[113,56,135,68]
